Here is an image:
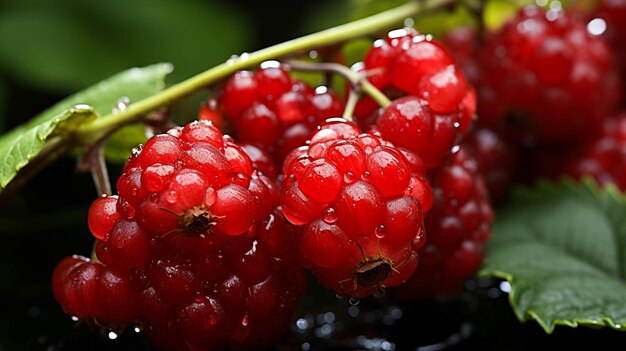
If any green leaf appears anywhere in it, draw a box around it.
[480,177,626,333]
[103,124,147,164]
[0,63,173,191]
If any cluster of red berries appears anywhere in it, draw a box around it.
[53,121,306,350]
[443,3,626,192]
[52,1,626,349]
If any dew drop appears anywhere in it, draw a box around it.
[204,187,217,207]
[241,314,249,326]
[108,331,118,340]
[296,318,309,331]
[499,281,512,293]
[587,18,607,36]
[349,298,360,306]
[344,171,356,184]
[361,171,371,180]
[374,224,387,239]
[165,190,178,203]
[226,54,239,66]
[323,207,338,224]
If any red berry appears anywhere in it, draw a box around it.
[53,119,306,351]
[218,63,345,166]
[475,5,621,143]
[87,195,120,240]
[374,96,463,168]
[281,118,431,298]
[395,146,494,298]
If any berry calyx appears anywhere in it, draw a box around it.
[280,118,432,298]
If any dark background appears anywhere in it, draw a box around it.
[1,0,625,350]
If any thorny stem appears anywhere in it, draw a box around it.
[73,0,454,145]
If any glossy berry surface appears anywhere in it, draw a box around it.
[475,5,621,143]
[535,111,626,190]
[354,28,476,169]
[280,118,433,298]
[395,145,494,298]
[218,62,344,166]
[54,120,306,351]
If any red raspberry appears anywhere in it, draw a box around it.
[395,145,494,299]
[280,118,432,298]
[373,96,464,169]
[461,126,520,203]
[354,28,476,169]
[535,111,626,190]
[594,0,626,96]
[51,255,139,327]
[475,5,621,143]
[218,62,345,165]
[198,100,230,133]
[53,120,306,350]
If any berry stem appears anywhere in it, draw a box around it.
[74,0,453,145]
[82,140,112,196]
[286,60,391,108]
[342,89,361,121]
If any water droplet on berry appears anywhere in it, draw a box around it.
[217,250,224,259]
[134,326,142,333]
[361,171,371,180]
[323,207,338,224]
[232,173,250,188]
[451,144,461,154]
[375,225,387,239]
[108,331,118,340]
[349,298,360,306]
[204,187,217,207]
[241,314,249,326]
[165,190,178,203]
[308,50,319,59]
[344,172,356,184]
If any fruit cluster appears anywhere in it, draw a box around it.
[53,121,306,350]
[51,1,626,349]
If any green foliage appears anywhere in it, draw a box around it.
[481,178,626,333]
[0,63,172,191]
[0,0,251,93]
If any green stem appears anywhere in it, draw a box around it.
[342,89,360,121]
[75,0,453,144]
